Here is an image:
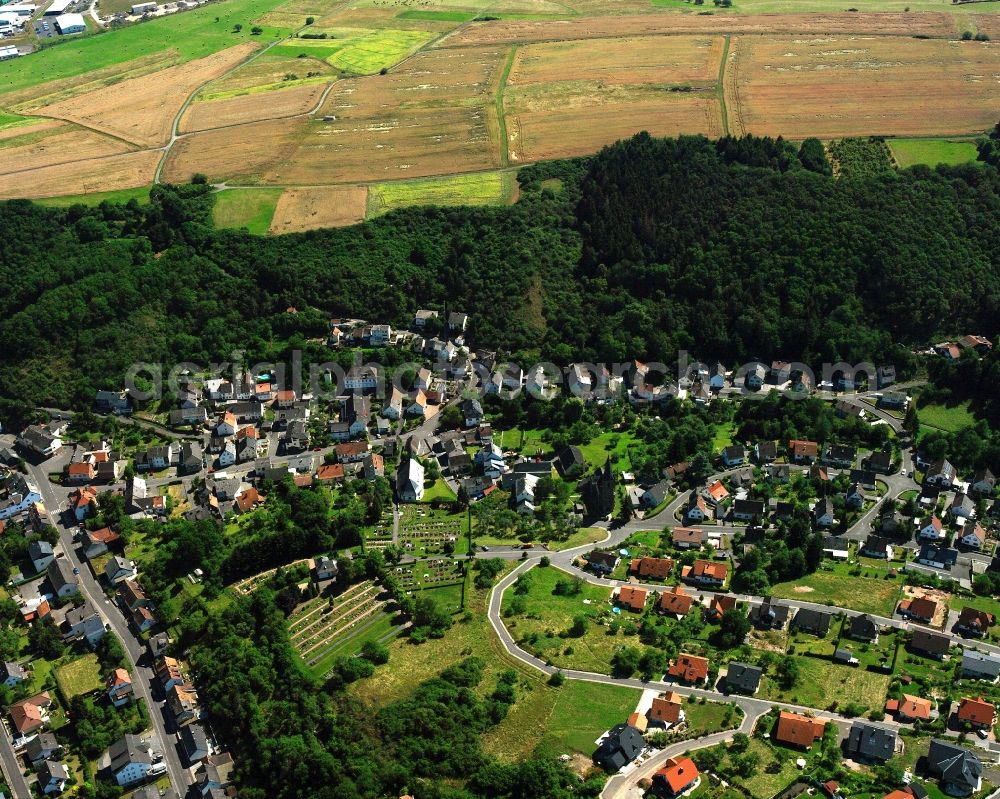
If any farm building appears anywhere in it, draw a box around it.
[54,12,85,32]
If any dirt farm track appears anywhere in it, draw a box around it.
[0,0,998,227]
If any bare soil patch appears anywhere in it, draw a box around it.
[268,186,369,232]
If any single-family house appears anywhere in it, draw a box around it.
[925,459,957,488]
[672,526,705,550]
[962,651,1000,681]
[956,607,993,638]
[791,608,832,637]
[105,556,137,586]
[667,654,709,684]
[651,757,701,799]
[849,614,879,643]
[594,723,644,773]
[36,760,69,795]
[959,523,986,550]
[918,516,945,541]
[25,733,61,765]
[648,692,685,727]
[844,721,898,764]
[724,662,762,695]
[586,550,619,575]
[181,723,210,764]
[926,739,982,796]
[658,585,694,617]
[789,440,819,464]
[861,535,893,560]
[47,557,78,598]
[29,540,54,573]
[898,596,938,624]
[910,629,950,659]
[750,597,790,630]
[107,668,133,707]
[720,445,745,468]
[616,586,648,613]
[773,711,827,750]
[957,697,996,729]
[630,557,674,580]
[684,559,728,588]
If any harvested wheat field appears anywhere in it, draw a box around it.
[437,12,959,48]
[0,150,159,199]
[268,186,368,232]
[33,44,258,148]
[507,86,722,161]
[509,35,724,86]
[180,82,327,132]
[162,117,309,183]
[0,117,67,144]
[259,46,505,184]
[0,125,134,175]
[725,36,1000,139]
[973,14,1000,40]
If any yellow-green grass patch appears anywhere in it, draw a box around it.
[54,653,103,699]
[326,28,434,73]
[367,170,514,216]
[212,187,283,234]
[890,137,981,169]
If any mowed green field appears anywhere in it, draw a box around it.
[890,138,981,168]
[917,400,977,433]
[0,0,293,100]
[536,680,641,755]
[367,171,515,216]
[212,187,282,234]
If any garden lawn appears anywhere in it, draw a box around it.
[758,655,890,715]
[421,479,457,502]
[736,739,804,798]
[769,565,903,616]
[577,430,636,471]
[54,654,103,699]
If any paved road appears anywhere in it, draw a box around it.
[0,718,31,799]
[25,463,192,797]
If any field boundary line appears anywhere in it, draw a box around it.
[495,45,517,168]
[717,34,731,137]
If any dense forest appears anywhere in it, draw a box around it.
[2,127,1000,414]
